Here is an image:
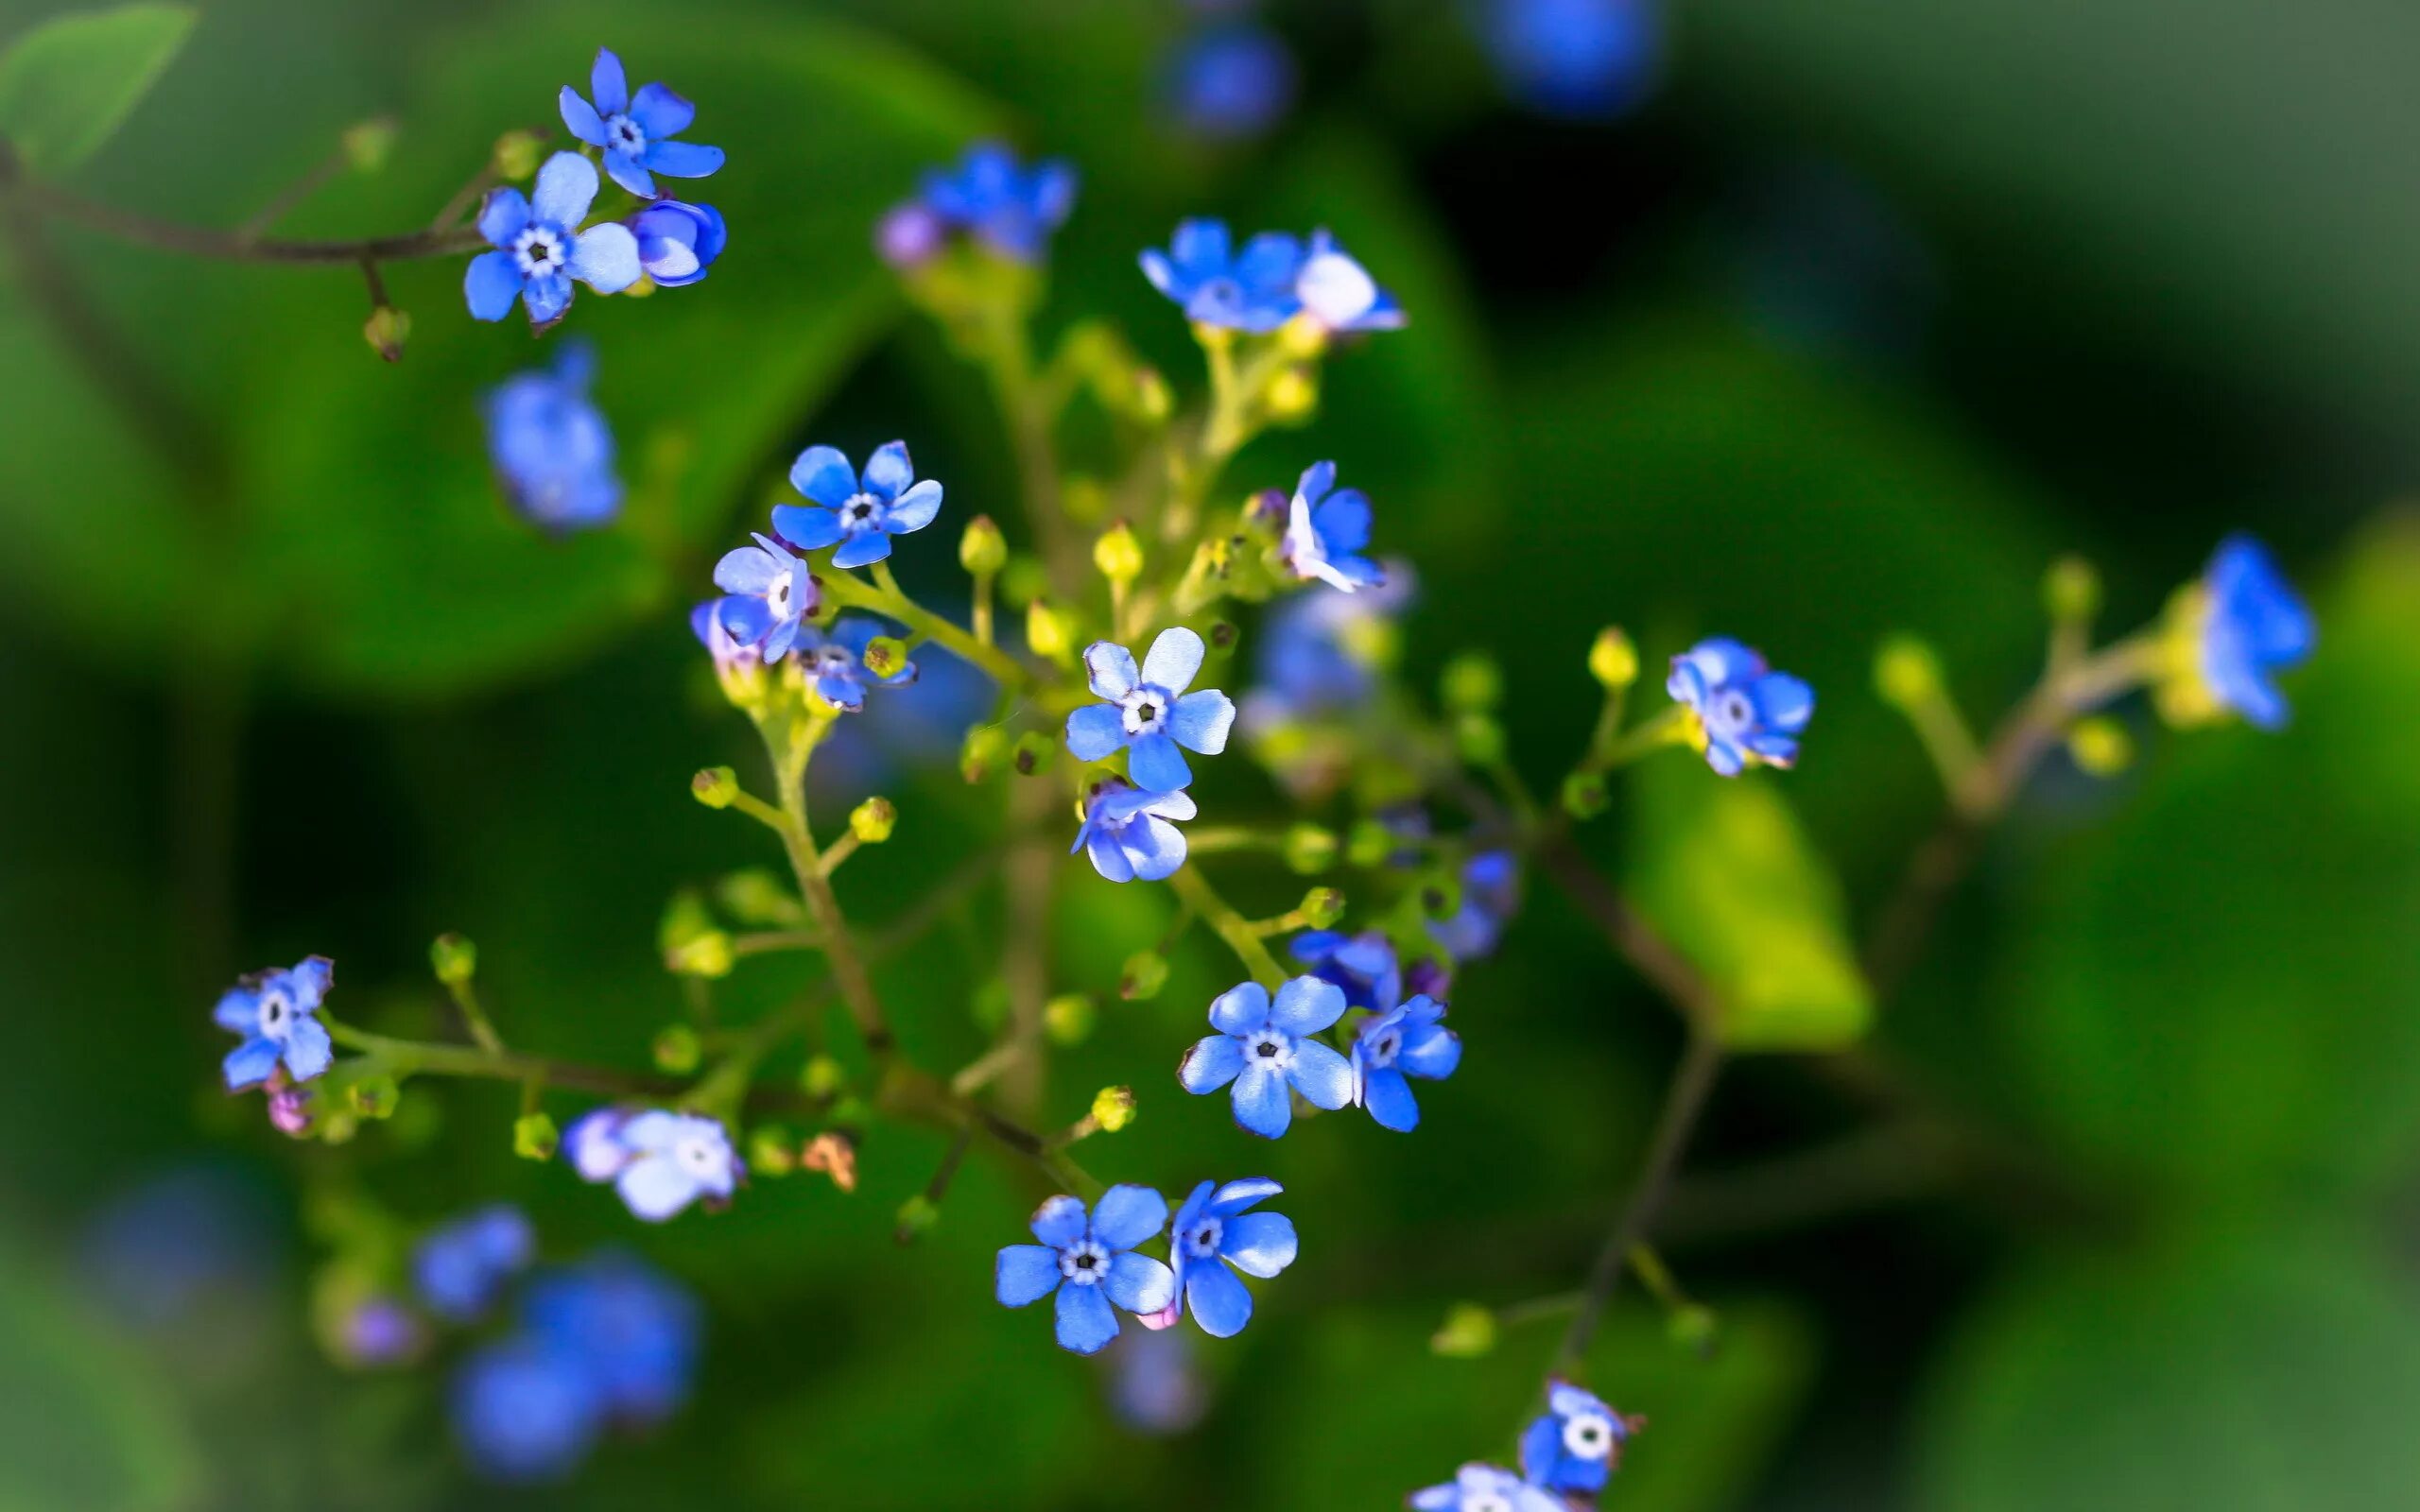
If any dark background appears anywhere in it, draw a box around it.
[4,0,2419,1507]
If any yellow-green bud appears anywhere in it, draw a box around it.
[1278,311,1329,361]
[349,1074,400,1120]
[1454,713,1507,766]
[1094,521,1145,585]
[1431,1302,1498,1358]
[717,868,802,926]
[1441,651,1502,713]
[2066,716,2134,777]
[491,129,542,180]
[1874,636,1945,710]
[1044,993,1096,1046]
[1300,886,1347,929]
[361,304,409,363]
[894,1194,940,1242]
[1027,599,1075,663]
[849,797,897,844]
[341,116,398,173]
[1669,1303,1720,1357]
[1346,818,1395,868]
[860,636,909,681]
[1420,873,1464,921]
[1283,822,1340,875]
[1133,368,1173,422]
[749,1124,798,1177]
[1588,627,1639,689]
[666,930,732,978]
[1562,770,1609,820]
[1092,1085,1137,1133]
[651,1024,702,1074]
[2044,554,2101,624]
[1063,475,1110,526]
[1013,731,1056,776]
[972,978,1011,1033]
[691,765,739,809]
[1120,950,1169,1001]
[960,725,1011,783]
[1265,366,1318,424]
[512,1112,559,1160]
[430,933,477,988]
[801,1055,848,1099]
[959,514,1008,575]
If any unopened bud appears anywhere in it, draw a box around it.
[1563,770,1609,820]
[692,765,739,809]
[666,931,732,979]
[2066,716,2134,777]
[1264,366,1318,423]
[1283,822,1339,875]
[1120,950,1169,1001]
[801,1055,848,1099]
[860,636,908,680]
[749,1124,798,1177]
[959,515,1008,576]
[1874,636,1945,709]
[430,934,477,988]
[1300,886,1347,929]
[850,797,897,843]
[491,129,542,180]
[341,116,398,173]
[1345,819,1395,868]
[717,868,801,926]
[1278,311,1329,361]
[1027,599,1075,662]
[512,1112,559,1160]
[2044,555,2101,624]
[1454,713,1506,766]
[894,1194,940,1243]
[1091,1085,1137,1132]
[1669,1303,1720,1357]
[1133,368,1172,421]
[1431,1302,1498,1358]
[1588,627,1638,689]
[960,725,1011,783]
[1044,993,1096,1046]
[1441,652,1502,713]
[349,1074,400,1120]
[1013,731,1055,776]
[652,1024,702,1074]
[361,304,409,363]
[1094,522,1145,585]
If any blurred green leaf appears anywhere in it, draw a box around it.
[1915,1228,2420,1512]
[0,3,195,175]
[2004,514,2420,1203]
[0,1243,200,1511]
[1627,755,1874,1051]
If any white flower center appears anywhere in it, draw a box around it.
[1060,1238,1111,1285]
[1364,1025,1402,1069]
[256,989,293,1041]
[840,492,884,531]
[1244,1028,1295,1069]
[674,1134,723,1177]
[1182,1217,1224,1258]
[1464,1493,1512,1512]
[604,113,647,155]
[1119,684,1171,736]
[766,573,792,617]
[513,226,564,277]
[1564,1411,1616,1460]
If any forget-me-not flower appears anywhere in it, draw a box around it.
[1477,0,1660,121]
[483,341,620,531]
[1145,1177,1297,1338]
[1519,1381,1635,1495]
[1066,627,1236,791]
[414,1205,536,1323]
[1352,993,1461,1132]
[626,199,725,287]
[710,534,819,662]
[1141,219,1305,332]
[796,615,918,713]
[2157,533,2315,730]
[1666,637,1814,776]
[464,153,641,326]
[1295,230,1405,333]
[453,1336,600,1482]
[612,1112,738,1221]
[1288,928,1403,1013]
[215,955,335,1091]
[1074,778,1198,883]
[771,442,944,570]
[1280,459,1384,593]
[523,1252,701,1424]
[1430,850,1520,963]
[1412,1463,1568,1512]
[1164,24,1297,141]
[994,1186,1178,1355]
[558,47,724,199]
[1180,976,1354,1139]
[896,141,1078,265]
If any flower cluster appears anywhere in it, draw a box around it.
[1418,1382,1641,1509]
[563,1108,741,1222]
[1064,627,1235,882]
[1142,218,1403,334]
[995,1180,1297,1353]
[879,140,1077,267]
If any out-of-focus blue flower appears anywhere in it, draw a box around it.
[1108,1326,1210,1435]
[1165,23,1297,140]
[215,955,335,1091]
[454,1337,600,1482]
[995,1186,1177,1355]
[1280,460,1384,593]
[1244,563,1414,720]
[1140,219,1304,332]
[1179,977,1353,1139]
[1073,778,1197,883]
[1666,638,1814,776]
[483,341,620,531]
[1430,850,1520,962]
[796,614,919,713]
[1518,1381,1635,1494]
[1352,993,1461,1132]
[1066,627,1236,791]
[334,1295,425,1367]
[1288,928,1402,1013]
[1145,1177,1297,1338]
[810,642,990,798]
[1473,0,1660,120]
[524,1253,701,1424]
[80,1167,276,1330]
[559,47,725,199]
[771,441,945,571]
[1412,1463,1568,1512]
[888,141,1078,266]
[1295,230,1405,333]
[463,153,640,326]
[414,1205,536,1323]
[627,199,725,286]
[710,534,819,662]
[2159,533,2315,730]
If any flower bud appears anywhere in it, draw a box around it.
[1588,627,1639,689]
[1441,651,1502,713]
[1454,712,1506,766]
[361,304,409,363]
[491,129,543,180]
[512,1112,559,1161]
[1669,1303,1720,1358]
[430,933,477,988]
[749,1124,798,1177]
[1431,1302,1497,1358]
[849,797,897,844]
[1063,475,1111,526]
[1027,599,1076,663]
[960,725,1011,783]
[959,515,1008,576]
[1278,311,1329,361]
[717,868,803,927]
[894,1194,940,1242]
[1045,993,1096,1046]
[1120,950,1170,1001]
[1562,770,1610,820]
[1283,822,1340,875]
[652,1024,702,1074]
[860,636,909,680]
[349,1074,400,1120]
[1091,1085,1137,1133]
[692,765,739,809]
[972,978,1011,1033]
[1013,731,1056,776]
[1094,521,1145,585]
[1299,886,1347,929]
[2044,554,2101,624]
[1264,366,1318,424]
[666,930,732,978]
[1345,819,1395,868]
[1874,636,1945,710]
[2066,716,2134,777]
[801,1055,848,1099]
[341,116,398,173]
[1133,368,1173,422]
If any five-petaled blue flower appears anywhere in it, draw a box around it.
[1288,928,1403,1013]
[1280,460,1384,593]
[483,341,620,531]
[453,1335,600,1482]
[995,1186,1177,1355]
[771,442,945,570]
[626,199,726,287]
[464,153,641,327]
[414,1205,536,1323]
[558,47,725,199]
[2170,532,2316,730]
[1431,850,1521,963]
[796,614,918,713]
[215,955,335,1091]
[896,141,1079,265]
[562,1108,739,1222]
[1352,992,1461,1132]
[1066,627,1237,791]
[1146,1177,1297,1338]
[1666,637,1814,776]
[1141,218,1305,332]
[1179,976,1354,1139]
[1295,229,1406,333]
[710,533,820,661]
[1073,777,1198,883]
[1519,1381,1635,1495]
[1412,1463,1567,1512]
[1164,23,1298,141]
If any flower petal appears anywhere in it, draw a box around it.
[1361,1064,1420,1131]
[1029,1194,1088,1247]
[629,81,696,139]
[882,478,942,533]
[1065,704,1127,763]
[603,149,655,199]
[1313,488,1374,553]
[1168,217,1231,275]
[281,1015,334,1081]
[1400,1022,1463,1081]
[1085,828,1137,883]
[1167,689,1235,755]
[830,531,893,569]
[1179,1033,1245,1093]
[1231,1062,1292,1139]
[1090,1183,1169,1251]
[1054,1280,1118,1354]
[614,1154,700,1221]
[1208,981,1270,1035]
[1753,671,1815,731]
[476,187,530,247]
[1294,458,1337,508]
[1084,641,1139,699]
[463,249,524,321]
[1286,1039,1353,1110]
[1184,1258,1253,1337]
[769,504,843,551]
[1269,975,1347,1035]
[1518,1414,1564,1487]
[1219,1211,1298,1278]
[994,1245,1062,1307]
[641,140,724,179]
[1103,1251,1176,1314]
[786,446,856,507]
[222,1036,281,1091]
[1208,1177,1281,1216]
[1126,731,1191,793]
[1140,626,1205,693]
[521,271,573,326]
[531,151,599,230]
[714,544,777,594]
[1126,816,1188,881]
[861,440,915,501]
[289,956,334,1006]
[558,86,607,146]
[213,986,260,1034]
[568,223,641,294]
[590,47,629,115]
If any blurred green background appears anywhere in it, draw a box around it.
[5,0,2420,1507]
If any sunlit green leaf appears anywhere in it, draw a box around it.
[0,3,195,175]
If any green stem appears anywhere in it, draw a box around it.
[1167,865,1288,989]
[827,568,1029,693]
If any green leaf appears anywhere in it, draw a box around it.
[1626,754,1874,1051]
[0,4,195,175]
[1915,1228,2420,1512]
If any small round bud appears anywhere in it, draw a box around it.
[361,304,409,363]
[692,765,739,809]
[1283,822,1340,875]
[959,515,1008,576]
[1209,619,1238,649]
[1300,886,1347,929]
[652,1024,702,1074]
[1063,475,1111,526]
[1133,368,1173,421]
[2044,554,2101,624]
[749,1124,798,1177]
[1454,713,1507,766]
[1091,1085,1137,1133]
[894,1194,940,1242]
[1094,522,1145,585]
[1044,993,1096,1046]
[1588,627,1639,689]
[860,636,909,680]
[1277,311,1329,361]
[1669,1303,1721,1358]
[1012,731,1056,776]
[666,930,733,979]
[1441,651,1502,713]
[1120,950,1169,1001]
[801,1055,848,1099]
[429,933,477,988]
[491,129,542,180]
[717,868,802,927]
[341,117,399,173]
[512,1112,559,1161]
[972,978,1011,1033]
[2066,716,2134,777]
[1874,636,1945,710]
[1420,873,1465,921]
[1026,599,1075,662]
[849,797,897,844]
[349,1074,400,1120]
[1431,1302,1498,1358]
[1264,366,1318,423]
[1562,770,1610,820]
[1346,819,1395,868]
[960,725,1011,784]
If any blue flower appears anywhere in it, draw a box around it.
[1288,928,1402,1013]
[1066,627,1237,791]
[627,199,725,287]
[1351,993,1461,1132]
[709,534,820,661]
[1476,0,1660,121]
[1179,977,1354,1138]
[1412,1463,1567,1512]
[562,1108,739,1222]
[1518,1381,1636,1494]
[483,342,620,531]
[454,1336,600,1482]
[523,1253,701,1424]
[1140,219,1304,332]
[214,955,335,1091]
[1295,230,1406,333]
[897,141,1078,264]
[1073,778,1198,883]
[2160,532,2316,730]
[413,1205,536,1323]
[334,1295,425,1366]
[1148,1177,1297,1338]
[1280,460,1385,593]
[1164,24,1297,141]
[771,441,945,570]
[797,614,919,713]
[994,1186,1178,1355]
[1430,850,1520,962]
[463,153,641,326]
[1666,637,1814,776]
[558,47,724,199]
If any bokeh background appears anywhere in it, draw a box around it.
[6,0,2420,1507]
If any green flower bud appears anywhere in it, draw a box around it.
[801,1055,848,1099]
[652,1024,702,1074]
[491,129,542,180]
[1441,652,1502,713]
[860,636,909,681]
[1277,312,1329,361]
[341,116,398,173]
[692,765,739,809]
[1094,521,1145,585]
[1669,1303,1720,1358]
[1874,635,1945,710]
[1044,993,1096,1046]
[2066,716,2134,777]
[349,1074,400,1120]
[1562,770,1610,820]
[894,1194,941,1242]
[1012,731,1056,776]
[1431,1302,1498,1358]
[749,1124,798,1177]
[1283,822,1340,875]
[960,725,1011,784]
[1345,819,1395,868]
[850,797,897,844]
[1091,1085,1137,1132]
[959,514,1008,576]
[2044,554,2101,624]
[666,931,733,979]
[1454,713,1507,766]
[512,1112,560,1161]
[1300,886,1347,929]
[717,868,803,927]
[429,933,477,988]
[1264,366,1318,424]
[1588,627,1638,689]
[1027,599,1076,663]
[361,304,409,363]
[1120,950,1169,1001]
